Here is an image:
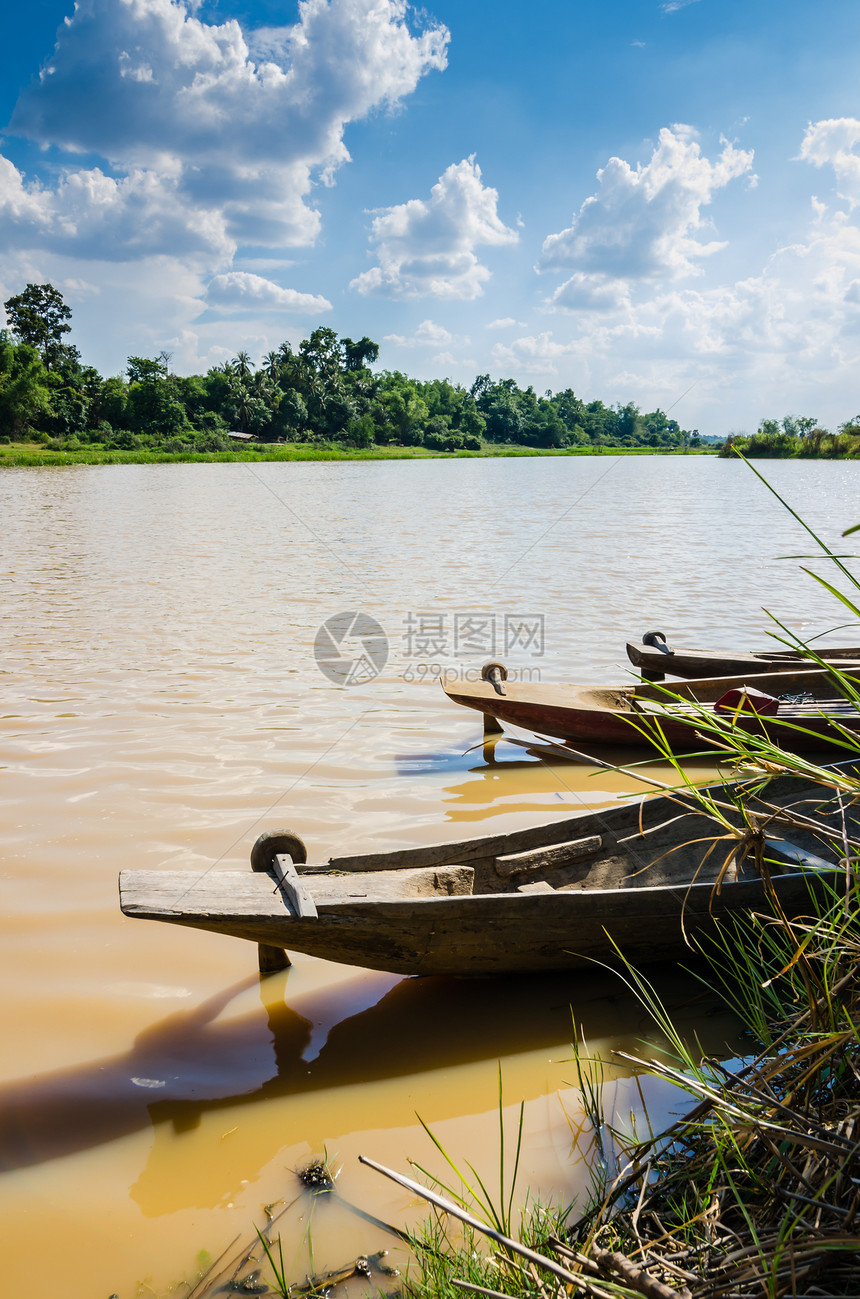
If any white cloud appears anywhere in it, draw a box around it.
[479,119,860,433]
[499,212,860,429]
[0,0,447,371]
[547,272,631,312]
[540,125,754,284]
[491,332,579,378]
[486,316,526,329]
[233,256,297,272]
[351,156,518,299]
[6,0,449,255]
[383,318,453,346]
[799,118,860,208]
[0,155,233,260]
[205,271,332,313]
[414,318,452,344]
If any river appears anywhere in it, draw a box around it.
[1,454,857,1297]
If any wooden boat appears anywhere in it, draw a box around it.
[119,770,857,977]
[442,666,860,752]
[627,630,860,681]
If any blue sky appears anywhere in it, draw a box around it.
[3,0,860,435]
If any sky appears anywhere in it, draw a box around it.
[3,0,860,436]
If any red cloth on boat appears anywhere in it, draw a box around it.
[714,686,780,716]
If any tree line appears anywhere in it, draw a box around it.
[0,282,703,454]
[721,415,860,459]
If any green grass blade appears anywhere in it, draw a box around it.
[799,567,860,619]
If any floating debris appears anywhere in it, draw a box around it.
[223,1270,268,1294]
[297,1161,335,1193]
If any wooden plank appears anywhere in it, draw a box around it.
[273,854,318,918]
[313,811,627,876]
[495,835,603,878]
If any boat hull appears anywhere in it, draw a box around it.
[443,668,860,752]
[119,768,859,976]
[626,640,860,681]
[119,865,843,976]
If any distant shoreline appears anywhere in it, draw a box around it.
[0,442,718,467]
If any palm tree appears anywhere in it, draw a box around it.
[262,351,281,384]
[233,350,253,381]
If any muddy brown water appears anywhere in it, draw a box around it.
[1,455,857,1297]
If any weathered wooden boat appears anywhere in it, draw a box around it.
[443,665,860,753]
[627,630,860,681]
[119,770,857,977]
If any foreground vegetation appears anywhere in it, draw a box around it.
[389,870,860,1299]
[1,282,705,456]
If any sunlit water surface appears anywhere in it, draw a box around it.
[2,456,858,1297]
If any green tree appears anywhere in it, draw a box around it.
[274,389,308,439]
[341,336,379,371]
[3,283,76,371]
[125,355,189,438]
[379,372,429,444]
[299,327,343,382]
[0,332,53,436]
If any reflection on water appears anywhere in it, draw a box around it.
[1,457,857,1298]
[0,962,740,1183]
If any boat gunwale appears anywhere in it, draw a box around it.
[118,860,845,915]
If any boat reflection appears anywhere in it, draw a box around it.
[0,959,744,1183]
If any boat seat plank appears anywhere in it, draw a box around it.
[495,835,603,878]
[305,814,621,876]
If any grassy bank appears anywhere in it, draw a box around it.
[0,440,715,467]
[390,871,860,1299]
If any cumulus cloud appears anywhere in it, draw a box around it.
[6,0,449,254]
[0,155,233,260]
[205,271,331,313]
[485,119,860,432]
[490,332,579,378]
[540,125,754,285]
[506,206,860,427]
[799,118,860,208]
[547,272,631,312]
[383,318,453,346]
[351,156,518,299]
